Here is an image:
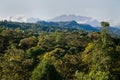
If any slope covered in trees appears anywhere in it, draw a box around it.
[0,21,120,80]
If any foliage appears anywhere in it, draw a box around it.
[0,21,120,80]
[19,36,38,50]
[30,58,62,80]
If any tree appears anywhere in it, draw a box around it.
[19,36,38,50]
[0,45,33,80]
[101,21,110,45]
[77,22,116,80]
[76,40,114,80]
[30,58,61,80]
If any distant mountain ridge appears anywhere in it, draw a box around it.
[48,15,100,27]
[0,15,100,27]
[1,15,120,29]
[0,20,119,36]
[0,15,120,36]
[37,20,120,36]
[37,21,99,31]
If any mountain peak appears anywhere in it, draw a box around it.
[66,20,78,25]
[48,15,100,27]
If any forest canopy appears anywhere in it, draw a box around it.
[0,21,120,80]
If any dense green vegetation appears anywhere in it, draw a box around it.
[0,20,80,33]
[0,21,120,80]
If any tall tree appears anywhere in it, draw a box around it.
[101,21,110,46]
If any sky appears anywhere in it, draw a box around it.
[0,0,120,25]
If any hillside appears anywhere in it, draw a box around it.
[1,20,120,37]
[37,21,99,31]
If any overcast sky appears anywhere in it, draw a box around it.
[0,0,120,25]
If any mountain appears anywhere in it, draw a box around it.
[26,17,41,23]
[37,21,99,31]
[48,15,100,27]
[0,15,101,27]
[0,20,81,32]
[0,20,119,36]
[37,20,120,35]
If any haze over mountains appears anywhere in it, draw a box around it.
[0,15,100,27]
[0,15,120,36]
[0,15,41,23]
[0,14,120,30]
[48,15,100,27]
